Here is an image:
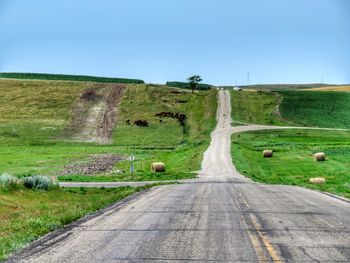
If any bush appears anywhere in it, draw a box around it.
[23,176,54,190]
[0,174,19,190]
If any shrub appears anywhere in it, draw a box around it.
[134,120,149,127]
[23,176,54,190]
[0,174,19,190]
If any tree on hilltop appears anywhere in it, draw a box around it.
[187,75,202,93]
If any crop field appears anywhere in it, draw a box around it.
[0,72,144,84]
[304,85,350,92]
[279,91,350,129]
[231,129,350,198]
[230,89,350,129]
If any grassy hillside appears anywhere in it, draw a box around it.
[0,78,88,144]
[0,72,144,84]
[0,79,217,181]
[230,90,288,125]
[231,129,350,198]
[279,91,350,129]
[230,89,350,129]
[62,85,217,181]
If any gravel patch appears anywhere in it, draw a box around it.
[59,154,125,175]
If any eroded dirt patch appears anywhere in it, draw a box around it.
[59,154,125,175]
[62,84,125,144]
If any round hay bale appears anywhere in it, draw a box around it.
[315,152,326,161]
[309,177,325,184]
[151,162,165,172]
[263,150,273,158]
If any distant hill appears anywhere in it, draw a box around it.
[303,85,350,92]
[222,83,335,90]
[0,72,144,84]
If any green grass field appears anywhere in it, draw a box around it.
[61,85,217,182]
[0,79,217,182]
[0,78,88,144]
[231,129,350,198]
[0,185,157,260]
[230,89,350,129]
[230,90,288,125]
[279,91,350,129]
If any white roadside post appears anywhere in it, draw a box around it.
[128,155,136,177]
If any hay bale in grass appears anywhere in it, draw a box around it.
[315,152,326,161]
[151,162,165,172]
[263,150,273,158]
[309,177,325,184]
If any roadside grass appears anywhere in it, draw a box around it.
[279,91,350,129]
[0,144,118,176]
[231,129,350,198]
[230,90,289,125]
[0,185,153,261]
[59,144,205,182]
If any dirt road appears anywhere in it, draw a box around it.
[9,90,350,262]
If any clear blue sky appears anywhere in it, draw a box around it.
[0,0,349,85]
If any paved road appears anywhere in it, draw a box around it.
[9,90,350,262]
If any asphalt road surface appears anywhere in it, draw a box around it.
[9,90,350,262]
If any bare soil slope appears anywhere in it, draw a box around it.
[63,84,125,144]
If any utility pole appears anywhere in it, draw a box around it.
[247,72,250,86]
[321,75,323,84]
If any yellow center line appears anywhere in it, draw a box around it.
[246,226,268,262]
[249,213,283,262]
[237,191,283,262]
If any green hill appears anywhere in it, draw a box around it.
[279,91,350,129]
[230,89,350,129]
[0,78,217,181]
